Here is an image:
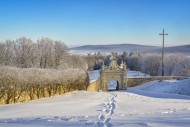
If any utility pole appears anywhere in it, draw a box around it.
[159,29,168,76]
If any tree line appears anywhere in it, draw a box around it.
[84,51,190,77]
[0,37,87,70]
[126,53,190,76]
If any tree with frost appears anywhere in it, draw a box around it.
[164,54,185,76]
[127,55,140,71]
[173,57,190,76]
[14,37,35,68]
[139,54,161,76]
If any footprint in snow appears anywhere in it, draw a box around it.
[98,114,105,121]
[79,119,88,122]
[47,119,52,122]
[103,117,111,123]
[103,108,110,113]
[106,104,111,109]
[61,117,71,121]
[85,121,94,125]
[108,110,114,116]
[109,97,114,101]
[34,117,41,120]
[96,121,104,127]
[104,102,109,107]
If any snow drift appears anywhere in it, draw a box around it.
[132,78,190,96]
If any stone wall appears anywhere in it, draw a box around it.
[87,76,180,91]
[87,79,100,91]
[0,87,69,105]
[127,76,180,87]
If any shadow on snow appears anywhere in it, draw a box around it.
[116,89,190,100]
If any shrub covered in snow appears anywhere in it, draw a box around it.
[0,66,89,104]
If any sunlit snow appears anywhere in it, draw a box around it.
[0,71,190,127]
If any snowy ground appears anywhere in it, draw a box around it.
[131,78,190,96]
[0,86,190,127]
[1,70,190,127]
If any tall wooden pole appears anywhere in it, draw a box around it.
[159,29,168,76]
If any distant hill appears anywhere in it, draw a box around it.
[149,45,190,55]
[69,44,159,54]
[69,44,190,55]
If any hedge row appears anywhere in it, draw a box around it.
[0,66,89,104]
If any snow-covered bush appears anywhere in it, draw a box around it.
[172,57,190,76]
[139,54,161,76]
[0,66,89,104]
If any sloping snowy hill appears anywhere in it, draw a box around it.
[132,78,190,96]
[0,78,190,127]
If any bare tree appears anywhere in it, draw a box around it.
[0,40,14,66]
[54,41,67,68]
[37,38,54,68]
[139,54,161,76]
[14,37,35,68]
[173,57,190,76]
[164,54,185,76]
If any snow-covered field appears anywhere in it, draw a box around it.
[132,78,190,96]
[0,70,190,127]
[1,78,190,127]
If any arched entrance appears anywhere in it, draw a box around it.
[99,56,127,91]
[108,80,119,91]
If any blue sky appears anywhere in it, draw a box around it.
[0,0,190,47]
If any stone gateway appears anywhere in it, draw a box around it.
[87,56,179,92]
[99,56,127,91]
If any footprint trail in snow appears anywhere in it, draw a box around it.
[97,93,117,127]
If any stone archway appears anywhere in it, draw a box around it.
[99,56,127,91]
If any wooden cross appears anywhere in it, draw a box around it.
[159,29,168,76]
